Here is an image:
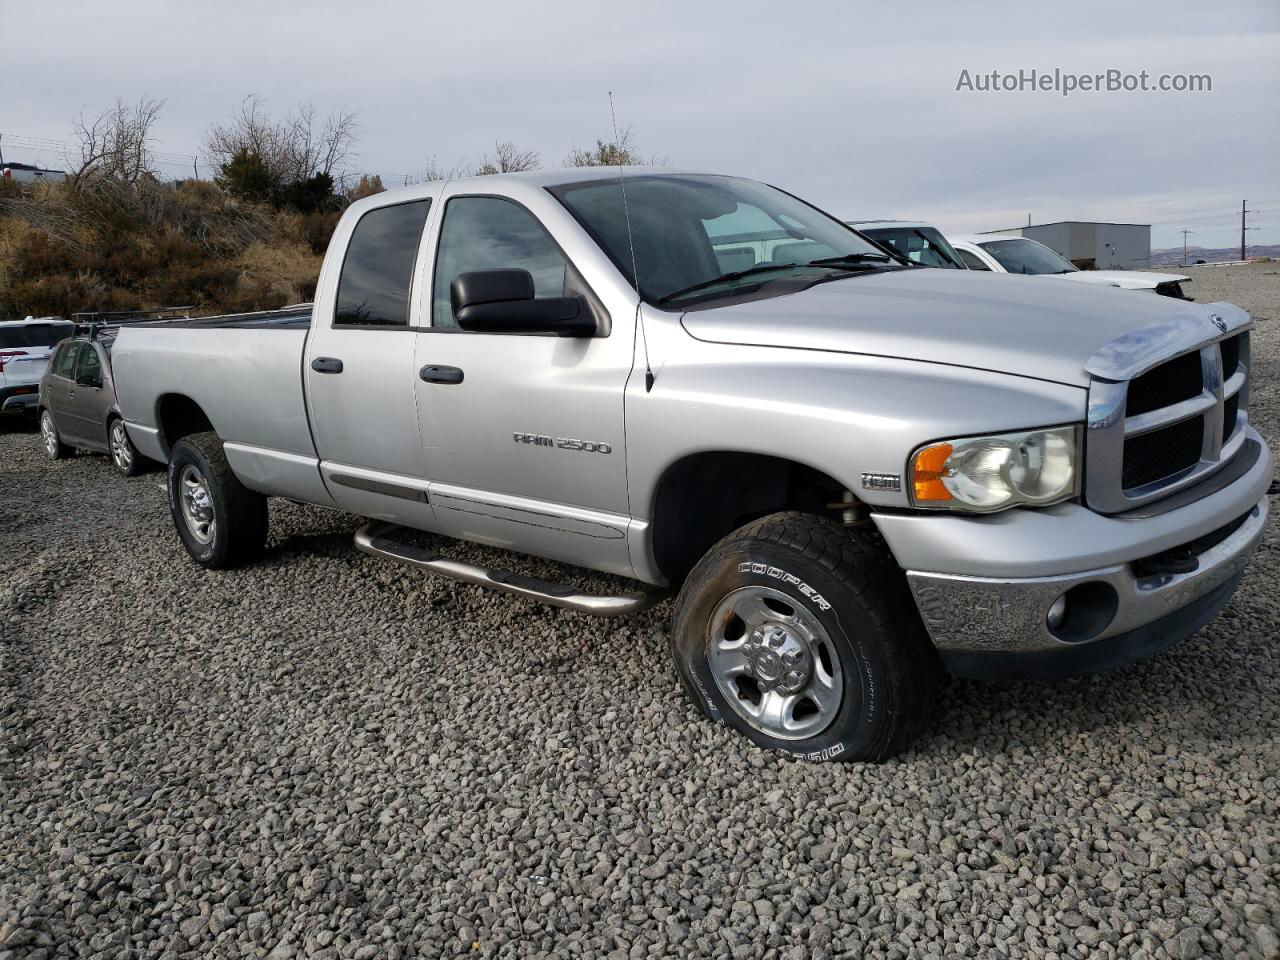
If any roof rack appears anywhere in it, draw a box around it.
[71,306,196,340]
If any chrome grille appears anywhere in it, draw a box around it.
[1086,319,1252,514]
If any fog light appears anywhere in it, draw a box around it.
[1046,594,1068,631]
[1045,581,1119,643]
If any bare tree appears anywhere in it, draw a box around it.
[206,95,358,186]
[473,140,541,176]
[566,127,657,167]
[409,156,466,184]
[69,96,165,188]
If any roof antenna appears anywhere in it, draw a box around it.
[609,91,654,392]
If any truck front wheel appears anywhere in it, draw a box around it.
[167,431,268,569]
[670,512,939,762]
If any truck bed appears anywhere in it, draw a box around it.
[113,307,318,482]
[135,305,313,329]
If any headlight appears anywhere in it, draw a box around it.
[909,426,1080,513]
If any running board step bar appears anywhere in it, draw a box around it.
[354,522,666,617]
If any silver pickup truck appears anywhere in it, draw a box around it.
[112,169,1271,762]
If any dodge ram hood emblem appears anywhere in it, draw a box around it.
[1209,313,1228,333]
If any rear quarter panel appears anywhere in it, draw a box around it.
[112,326,325,501]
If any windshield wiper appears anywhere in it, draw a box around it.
[656,262,832,304]
[657,254,899,304]
[807,252,894,266]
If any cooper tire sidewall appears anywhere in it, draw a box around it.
[673,538,892,762]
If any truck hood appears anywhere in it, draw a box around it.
[679,268,1217,388]
[1057,269,1190,290]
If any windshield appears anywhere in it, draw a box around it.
[979,238,1078,275]
[549,175,896,306]
[860,226,965,269]
[0,322,74,349]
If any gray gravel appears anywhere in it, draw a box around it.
[3,262,1279,959]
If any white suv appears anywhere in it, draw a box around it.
[1,317,74,415]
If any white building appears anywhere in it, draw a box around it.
[982,221,1150,270]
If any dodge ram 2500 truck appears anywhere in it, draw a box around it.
[111,169,1272,762]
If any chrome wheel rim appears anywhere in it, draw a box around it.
[707,585,843,741]
[178,464,215,544]
[41,413,58,457]
[110,421,132,471]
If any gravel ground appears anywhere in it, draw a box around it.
[2,263,1278,959]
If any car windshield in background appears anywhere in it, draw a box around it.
[0,322,74,349]
[979,238,1078,275]
[549,175,896,306]
[862,227,966,269]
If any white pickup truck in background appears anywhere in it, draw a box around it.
[948,233,1194,298]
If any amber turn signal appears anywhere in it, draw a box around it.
[911,442,954,502]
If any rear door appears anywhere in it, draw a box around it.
[43,342,80,435]
[303,191,440,525]
[63,343,109,448]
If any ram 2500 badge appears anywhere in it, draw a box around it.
[111,169,1272,761]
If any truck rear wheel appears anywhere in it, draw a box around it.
[670,512,940,762]
[167,431,268,569]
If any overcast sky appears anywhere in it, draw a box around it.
[4,0,1278,251]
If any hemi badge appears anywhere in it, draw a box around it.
[861,472,902,492]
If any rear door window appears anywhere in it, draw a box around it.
[956,248,991,271]
[52,343,79,378]
[76,345,103,386]
[334,199,432,327]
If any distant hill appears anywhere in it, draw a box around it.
[1151,244,1280,267]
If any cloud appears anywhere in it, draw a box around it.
[2,0,1277,247]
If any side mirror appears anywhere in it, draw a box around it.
[451,269,594,336]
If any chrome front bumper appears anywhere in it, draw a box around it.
[905,496,1267,660]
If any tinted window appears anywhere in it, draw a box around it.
[955,248,991,271]
[76,345,103,386]
[978,238,1078,275]
[550,175,890,307]
[0,322,74,349]
[432,197,568,329]
[862,227,965,269]
[334,200,432,327]
[52,343,78,378]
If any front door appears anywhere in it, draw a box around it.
[303,194,439,526]
[413,192,635,575]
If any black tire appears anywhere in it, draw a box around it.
[167,431,268,569]
[107,416,144,477]
[39,409,72,460]
[671,511,940,762]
